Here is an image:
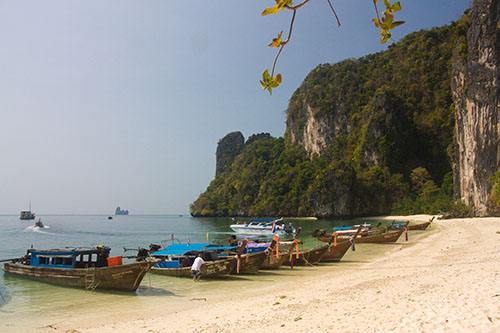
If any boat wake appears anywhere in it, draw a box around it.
[24,225,51,233]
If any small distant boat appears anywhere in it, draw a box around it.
[34,219,44,228]
[230,218,295,238]
[107,216,113,220]
[2,246,157,292]
[20,201,35,220]
[20,211,35,220]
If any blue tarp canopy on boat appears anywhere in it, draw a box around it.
[151,243,209,256]
[205,246,237,250]
[334,226,353,230]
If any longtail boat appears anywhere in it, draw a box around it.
[2,246,157,292]
[391,217,434,230]
[150,243,237,278]
[320,225,363,262]
[229,238,277,274]
[232,251,268,274]
[316,222,408,244]
[282,245,329,267]
[243,227,302,270]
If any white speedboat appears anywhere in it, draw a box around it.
[230,218,295,237]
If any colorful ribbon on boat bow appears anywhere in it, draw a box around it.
[349,237,355,251]
[273,234,280,259]
[235,254,241,274]
[404,226,408,241]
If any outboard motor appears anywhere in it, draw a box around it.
[136,248,150,261]
[149,243,162,253]
[311,228,327,237]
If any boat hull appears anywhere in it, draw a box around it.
[282,245,329,266]
[320,240,353,262]
[260,252,289,269]
[319,229,403,243]
[230,226,291,237]
[3,260,156,292]
[392,221,431,230]
[150,258,236,278]
[231,251,268,274]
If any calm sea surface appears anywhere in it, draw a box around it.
[0,214,384,331]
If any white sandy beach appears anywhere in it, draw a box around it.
[65,215,500,332]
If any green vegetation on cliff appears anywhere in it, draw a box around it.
[190,12,469,218]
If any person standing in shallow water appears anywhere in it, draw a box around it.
[191,253,205,281]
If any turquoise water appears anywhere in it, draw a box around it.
[0,214,382,331]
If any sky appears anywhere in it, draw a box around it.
[0,0,472,215]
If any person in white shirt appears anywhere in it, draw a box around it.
[191,253,205,281]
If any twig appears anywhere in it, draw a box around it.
[327,0,341,27]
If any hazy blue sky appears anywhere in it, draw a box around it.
[0,0,471,214]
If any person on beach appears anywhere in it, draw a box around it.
[191,253,205,281]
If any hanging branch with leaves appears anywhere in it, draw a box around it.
[260,0,404,95]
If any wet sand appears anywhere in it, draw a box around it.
[11,215,500,332]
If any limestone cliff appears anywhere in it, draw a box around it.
[215,131,244,177]
[452,0,500,216]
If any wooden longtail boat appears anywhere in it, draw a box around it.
[260,240,299,269]
[232,251,268,274]
[317,222,408,244]
[282,245,330,266]
[150,243,238,278]
[150,257,237,278]
[251,227,302,270]
[319,226,362,262]
[2,246,157,292]
[391,217,434,231]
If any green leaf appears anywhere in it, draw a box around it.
[372,18,383,29]
[262,6,279,16]
[268,31,284,48]
[276,0,289,10]
[383,0,391,8]
[260,70,282,95]
[391,1,402,11]
[380,31,391,44]
[391,21,405,28]
[383,10,394,27]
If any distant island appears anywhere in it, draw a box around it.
[115,207,129,215]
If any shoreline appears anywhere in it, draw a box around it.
[72,214,500,332]
[3,214,498,332]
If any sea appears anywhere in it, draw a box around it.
[0,214,386,331]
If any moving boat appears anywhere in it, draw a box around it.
[2,246,157,292]
[20,211,35,220]
[150,243,237,278]
[230,218,295,238]
[34,219,44,228]
[20,201,35,220]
